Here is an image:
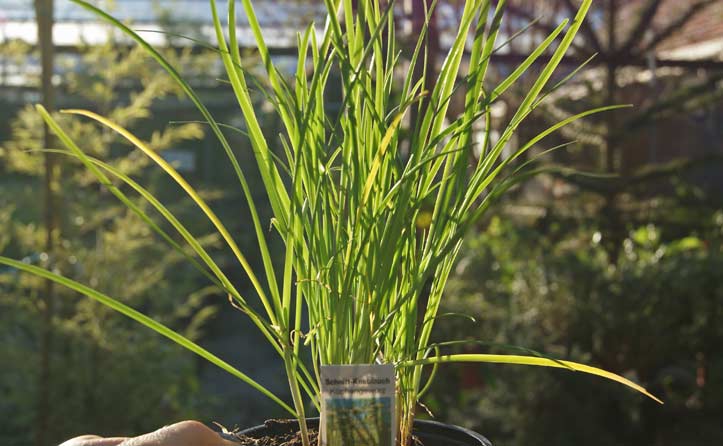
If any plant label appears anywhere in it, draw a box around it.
[320,364,396,446]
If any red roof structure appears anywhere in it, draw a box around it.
[503,0,723,68]
[620,0,723,53]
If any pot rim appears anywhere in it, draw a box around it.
[239,417,492,446]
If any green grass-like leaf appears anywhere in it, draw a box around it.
[0,256,295,414]
[400,353,663,404]
[3,1,664,445]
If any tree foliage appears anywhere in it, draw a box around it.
[429,191,723,445]
[0,39,219,444]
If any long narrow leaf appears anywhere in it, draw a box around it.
[0,256,295,415]
[62,108,280,326]
[400,353,663,404]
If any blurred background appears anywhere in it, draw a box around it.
[0,1,721,445]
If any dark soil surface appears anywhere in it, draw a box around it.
[225,419,319,446]
[221,419,427,446]
[220,417,488,446]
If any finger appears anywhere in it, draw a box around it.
[119,420,239,446]
[82,439,128,446]
[59,435,103,445]
[59,436,129,446]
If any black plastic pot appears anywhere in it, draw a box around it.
[240,418,492,446]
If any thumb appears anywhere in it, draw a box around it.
[59,435,128,446]
[118,421,240,446]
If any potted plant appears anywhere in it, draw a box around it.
[0,0,661,445]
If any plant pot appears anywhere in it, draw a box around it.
[239,418,492,446]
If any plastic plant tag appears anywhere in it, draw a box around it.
[320,364,396,446]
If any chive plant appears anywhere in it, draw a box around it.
[0,0,662,445]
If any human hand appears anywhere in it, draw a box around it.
[59,420,240,446]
